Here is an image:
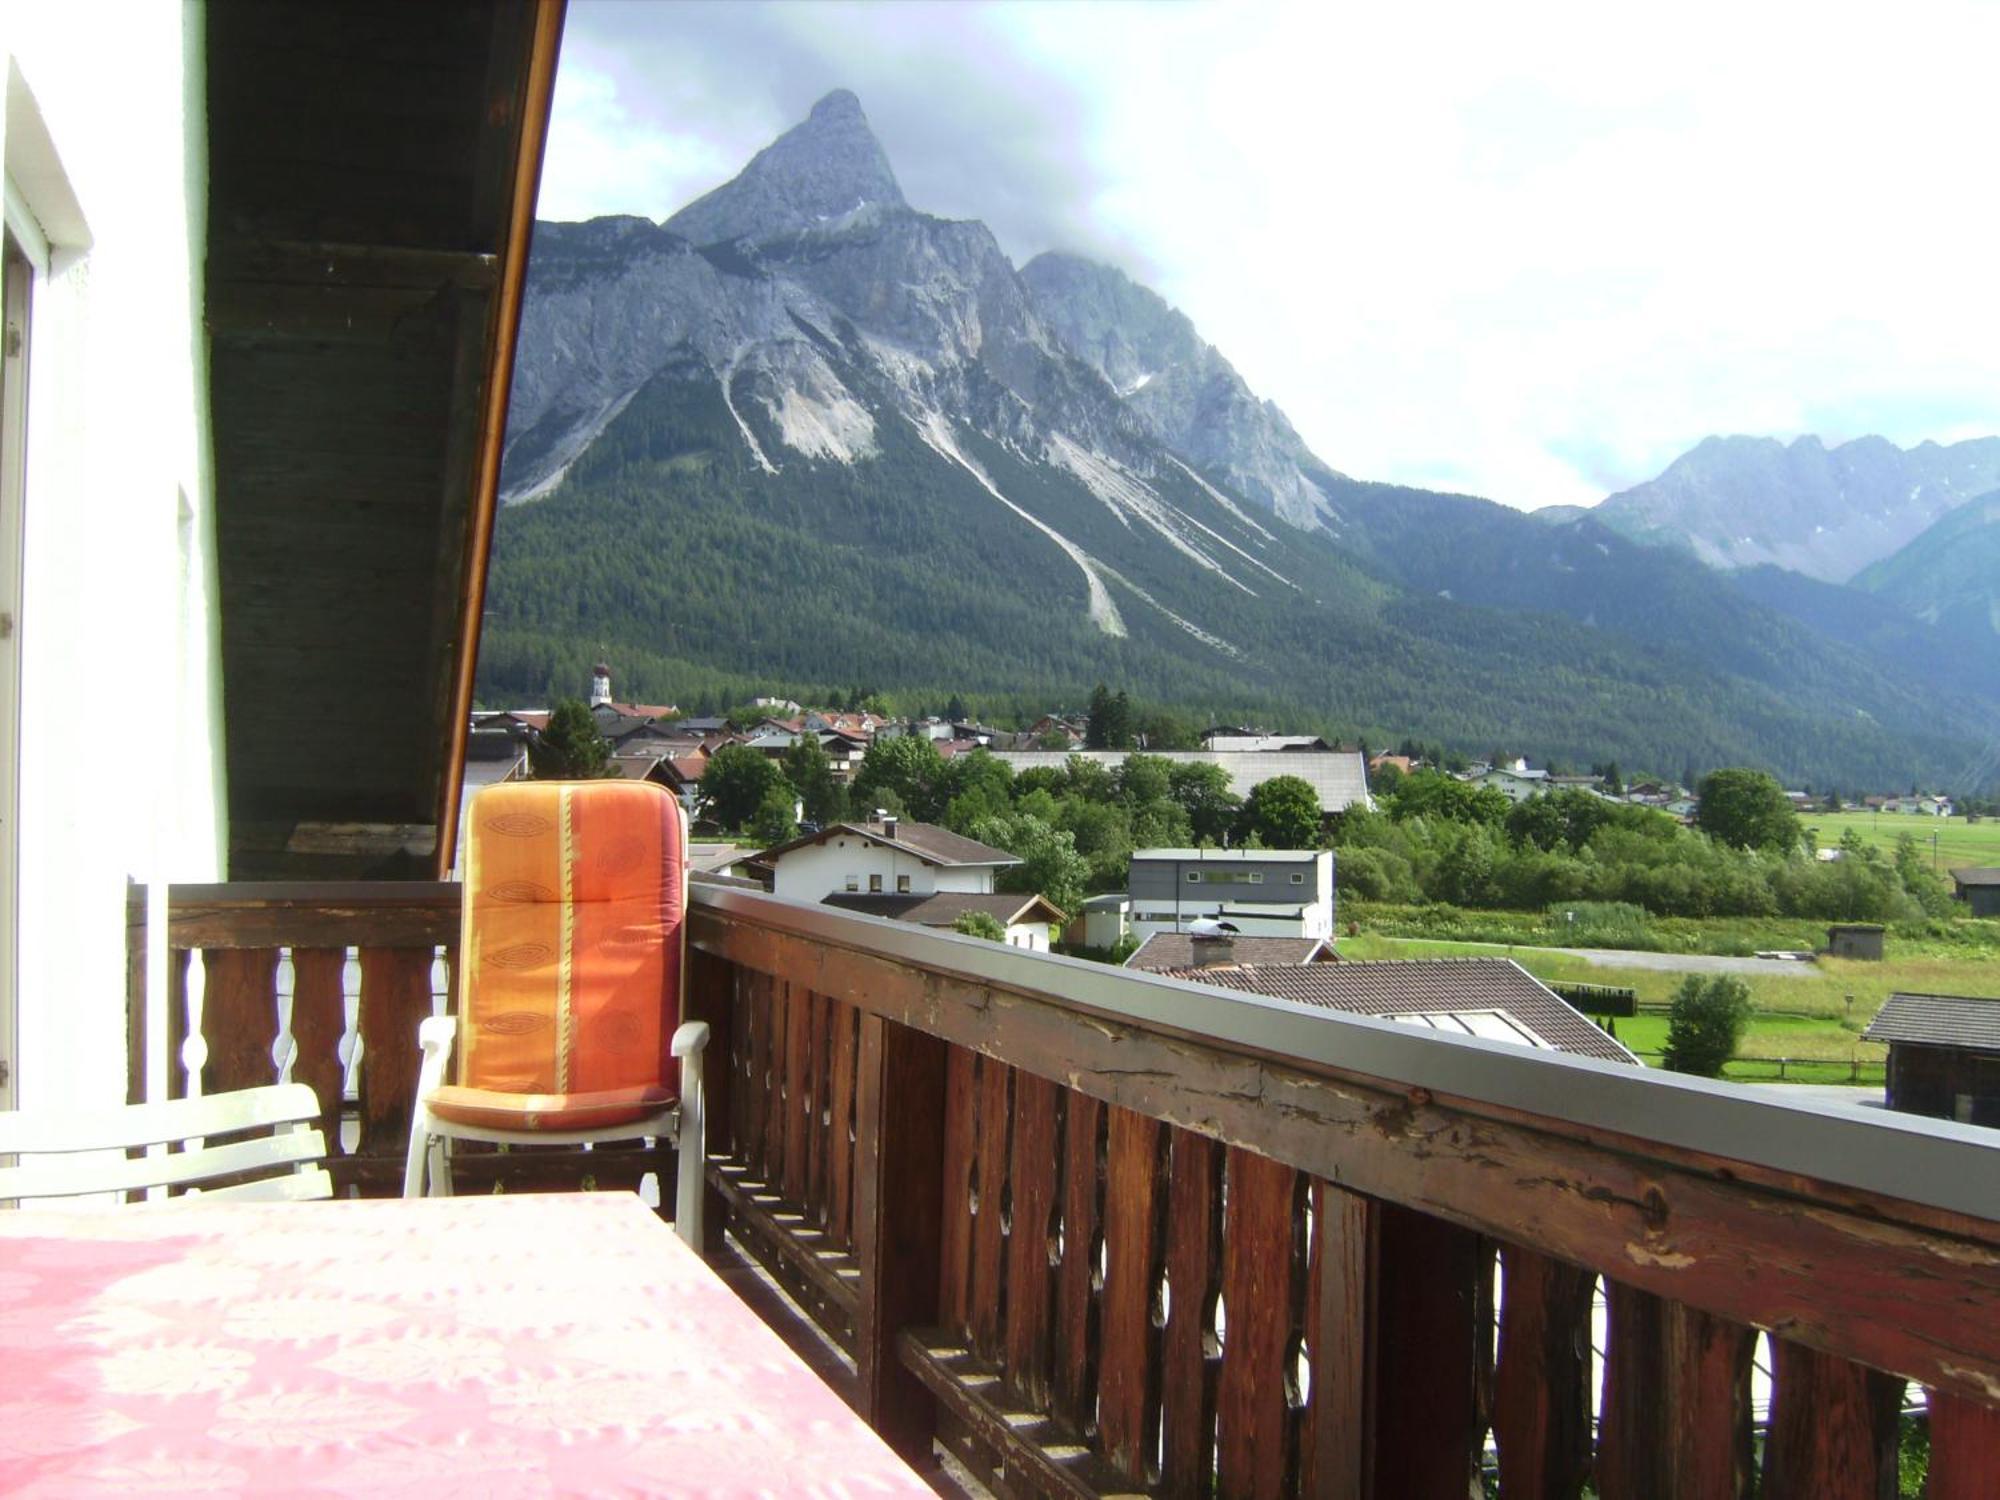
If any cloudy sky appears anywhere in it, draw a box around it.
[542,0,2000,511]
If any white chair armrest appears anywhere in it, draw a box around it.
[415,1015,457,1100]
[670,1020,709,1059]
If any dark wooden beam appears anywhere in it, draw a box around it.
[434,0,566,877]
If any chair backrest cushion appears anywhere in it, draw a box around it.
[433,779,684,1132]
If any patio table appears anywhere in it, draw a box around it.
[0,1192,937,1497]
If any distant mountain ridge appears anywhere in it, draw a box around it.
[1588,433,2000,583]
[1853,488,2000,641]
[481,90,2000,793]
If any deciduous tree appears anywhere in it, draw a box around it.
[1695,768,1801,853]
[701,743,787,832]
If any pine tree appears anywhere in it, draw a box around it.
[528,699,612,780]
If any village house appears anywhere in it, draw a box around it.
[750,816,1020,903]
[745,816,1060,949]
[1127,847,1336,940]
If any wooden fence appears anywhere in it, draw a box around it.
[137,880,2000,1498]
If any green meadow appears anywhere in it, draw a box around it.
[1339,929,2000,1082]
[1803,811,2000,872]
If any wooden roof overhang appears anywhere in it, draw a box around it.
[205,0,563,878]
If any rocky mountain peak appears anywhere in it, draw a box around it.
[662,88,907,247]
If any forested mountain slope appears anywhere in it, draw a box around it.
[479,90,1996,793]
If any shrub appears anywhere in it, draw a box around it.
[951,910,1007,942]
[1661,975,1753,1077]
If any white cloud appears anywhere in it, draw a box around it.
[542,0,2000,510]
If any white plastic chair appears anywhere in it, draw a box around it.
[0,1083,332,1205]
[401,779,708,1249]
[403,1013,707,1246]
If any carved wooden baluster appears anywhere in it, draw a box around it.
[746,970,773,1177]
[356,946,434,1157]
[968,1056,1013,1364]
[803,990,827,1219]
[937,1044,979,1336]
[1370,1203,1482,1498]
[288,947,348,1161]
[1160,1127,1222,1500]
[853,1015,947,1464]
[1216,1148,1300,1500]
[1492,1246,1595,1500]
[200,948,281,1094]
[1098,1105,1167,1486]
[781,979,811,1202]
[1762,1339,1903,1500]
[1925,1390,2000,1500]
[1050,1088,1104,1439]
[1002,1070,1061,1410]
[166,947,193,1099]
[827,998,859,1248]
[1597,1284,1755,1500]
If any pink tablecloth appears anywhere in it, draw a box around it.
[0,1193,934,1498]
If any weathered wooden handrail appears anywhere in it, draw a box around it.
[136,880,2000,1496]
[686,881,2000,1499]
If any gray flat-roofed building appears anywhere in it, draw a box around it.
[988,750,1372,817]
[1128,847,1334,940]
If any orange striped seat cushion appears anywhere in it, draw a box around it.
[423,1083,677,1133]
[443,780,686,1127]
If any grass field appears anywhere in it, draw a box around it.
[1337,929,2000,1080]
[1803,811,2000,872]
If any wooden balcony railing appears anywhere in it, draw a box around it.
[138,879,2000,1498]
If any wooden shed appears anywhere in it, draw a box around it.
[1826,923,1886,960]
[1950,867,2000,918]
[1862,991,2000,1126]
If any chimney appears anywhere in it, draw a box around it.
[1190,932,1235,968]
[880,813,899,840]
[589,662,612,708]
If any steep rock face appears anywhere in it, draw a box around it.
[1594,433,2000,582]
[1021,252,1341,530]
[662,89,907,245]
[484,89,2000,790]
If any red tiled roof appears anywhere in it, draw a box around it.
[1125,934,1333,972]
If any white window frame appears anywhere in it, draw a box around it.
[1290,871,1306,884]
[1246,871,1264,884]
[1185,870,1201,884]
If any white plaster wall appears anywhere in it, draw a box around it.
[1003,921,1049,953]
[771,838,940,902]
[5,1,222,1111]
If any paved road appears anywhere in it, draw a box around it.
[1377,937,1819,979]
